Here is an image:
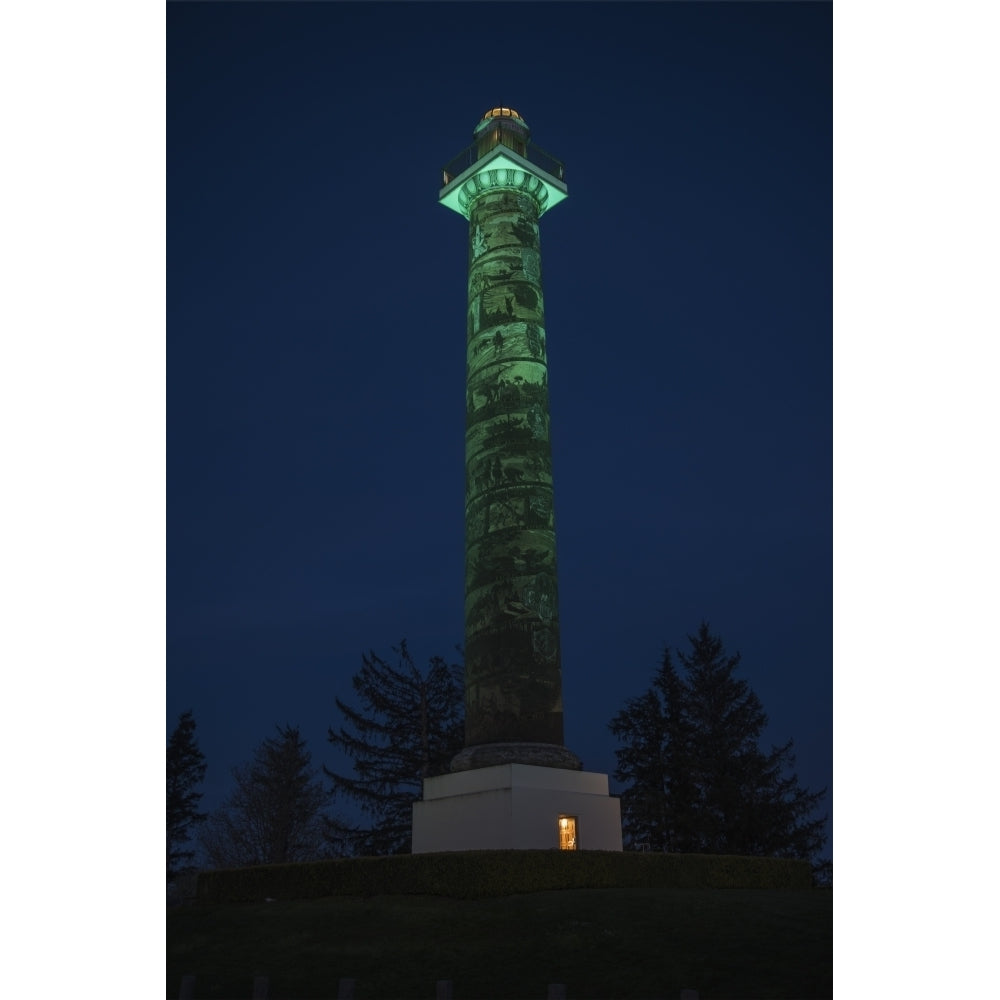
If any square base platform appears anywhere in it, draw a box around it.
[412,763,622,853]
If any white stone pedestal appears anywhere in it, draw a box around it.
[412,763,622,853]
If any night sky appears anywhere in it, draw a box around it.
[167,2,832,854]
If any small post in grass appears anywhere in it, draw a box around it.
[252,974,268,998]
[337,977,356,999]
[178,974,195,1000]
[548,985,566,999]
[436,980,453,999]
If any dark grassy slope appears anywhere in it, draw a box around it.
[167,887,832,999]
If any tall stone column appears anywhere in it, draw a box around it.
[440,107,579,772]
[411,110,622,853]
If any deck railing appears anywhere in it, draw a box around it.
[442,139,565,187]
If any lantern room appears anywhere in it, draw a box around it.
[474,106,530,160]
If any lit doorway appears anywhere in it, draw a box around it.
[558,815,578,850]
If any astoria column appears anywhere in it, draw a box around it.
[440,107,580,772]
[411,109,621,852]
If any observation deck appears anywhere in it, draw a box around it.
[439,106,567,219]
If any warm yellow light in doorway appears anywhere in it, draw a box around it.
[558,815,578,850]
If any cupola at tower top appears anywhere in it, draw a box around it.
[481,106,525,123]
[474,106,530,159]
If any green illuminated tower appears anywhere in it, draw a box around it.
[411,110,621,852]
[440,107,580,772]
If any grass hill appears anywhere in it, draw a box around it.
[167,885,832,999]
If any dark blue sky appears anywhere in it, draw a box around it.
[167,1,832,852]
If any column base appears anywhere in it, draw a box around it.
[412,763,623,853]
[451,741,583,771]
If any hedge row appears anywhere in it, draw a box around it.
[195,850,812,904]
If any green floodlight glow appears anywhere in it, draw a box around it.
[439,144,568,219]
[442,110,578,770]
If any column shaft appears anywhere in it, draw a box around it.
[463,188,563,748]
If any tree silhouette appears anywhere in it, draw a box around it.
[609,651,697,852]
[610,623,827,863]
[166,710,207,881]
[325,641,464,855]
[200,725,330,869]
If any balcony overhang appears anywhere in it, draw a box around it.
[439,144,568,219]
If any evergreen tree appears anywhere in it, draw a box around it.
[166,709,207,881]
[609,650,698,852]
[200,725,330,869]
[610,623,827,861]
[609,687,671,851]
[325,641,464,855]
[657,648,701,853]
